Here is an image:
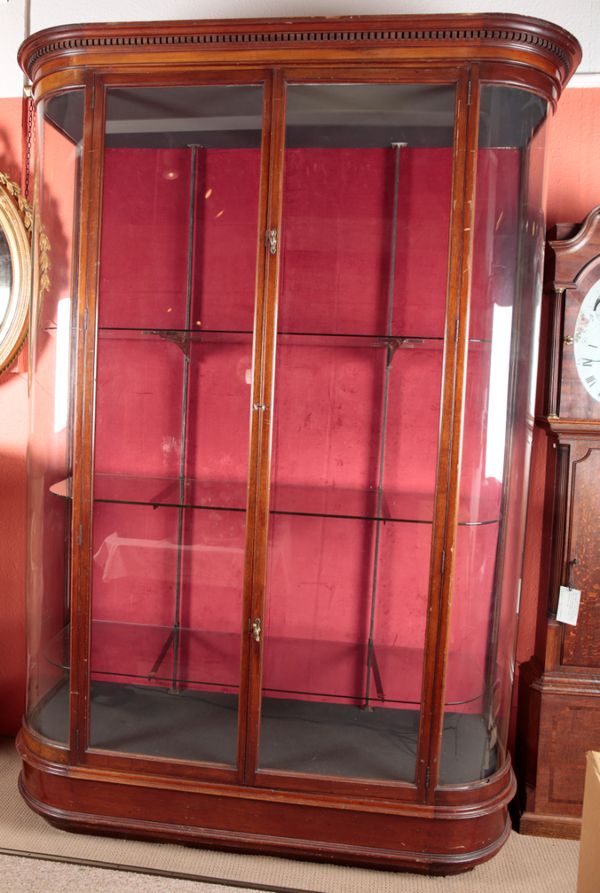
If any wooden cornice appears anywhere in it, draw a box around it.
[19,14,581,106]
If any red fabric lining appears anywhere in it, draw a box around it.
[92,144,520,717]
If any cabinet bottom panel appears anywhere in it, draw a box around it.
[18,729,514,876]
[29,679,496,784]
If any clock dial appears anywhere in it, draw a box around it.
[574,279,600,403]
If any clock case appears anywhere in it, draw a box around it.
[519,206,600,837]
[546,206,600,424]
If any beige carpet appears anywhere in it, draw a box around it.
[0,738,579,892]
[0,855,267,891]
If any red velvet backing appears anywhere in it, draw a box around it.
[91,144,520,721]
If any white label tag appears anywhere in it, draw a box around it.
[557,586,581,626]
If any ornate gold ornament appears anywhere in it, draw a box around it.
[0,172,32,374]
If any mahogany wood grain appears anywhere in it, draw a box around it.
[242,69,286,788]
[549,206,600,289]
[545,206,600,420]
[19,725,514,815]
[236,69,275,786]
[19,15,581,102]
[18,14,580,873]
[70,74,104,765]
[417,68,478,801]
[519,205,600,837]
[18,733,512,875]
[563,446,600,668]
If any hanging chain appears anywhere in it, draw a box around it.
[24,87,34,202]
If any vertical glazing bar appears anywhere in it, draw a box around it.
[363,141,405,710]
[241,70,285,784]
[416,69,478,801]
[72,74,105,759]
[171,144,198,691]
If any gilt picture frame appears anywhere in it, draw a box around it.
[0,172,32,374]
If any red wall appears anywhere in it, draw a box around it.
[546,89,600,227]
[1,87,599,743]
[0,97,28,735]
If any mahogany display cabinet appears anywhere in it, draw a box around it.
[18,14,580,874]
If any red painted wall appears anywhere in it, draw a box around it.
[0,97,28,736]
[546,89,600,227]
[1,88,600,748]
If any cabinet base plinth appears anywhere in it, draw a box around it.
[517,658,600,839]
[519,811,581,839]
[18,735,515,876]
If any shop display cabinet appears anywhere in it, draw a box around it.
[18,14,580,874]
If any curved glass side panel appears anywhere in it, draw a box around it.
[26,90,84,742]
[440,86,548,784]
[259,82,456,783]
[88,85,263,764]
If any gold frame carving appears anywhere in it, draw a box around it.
[0,172,32,374]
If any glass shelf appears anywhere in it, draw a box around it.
[51,475,248,513]
[95,325,492,338]
[52,324,492,346]
[50,474,500,525]
[96,326,450,350]
[44,621,485,708]
[97,326,253,346]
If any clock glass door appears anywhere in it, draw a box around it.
[88,83,264,765]
[562,278,600,414]
[574,281,600,401]
[257,80,457,783]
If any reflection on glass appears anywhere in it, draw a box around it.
[259,83,456,783]
[26,90,83,743]
[484,304,513,482]
[53,297,71,434]
[89,84,263,764]
[441,86,548,785]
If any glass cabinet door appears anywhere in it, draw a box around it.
[257,82,457,783]
[88,84,264,764]
[27,72,550,791]
[26,89,84,744]
[441,86,549,784]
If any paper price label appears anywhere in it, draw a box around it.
[557,586,581,626]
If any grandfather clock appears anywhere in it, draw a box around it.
[520,206,600,838]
